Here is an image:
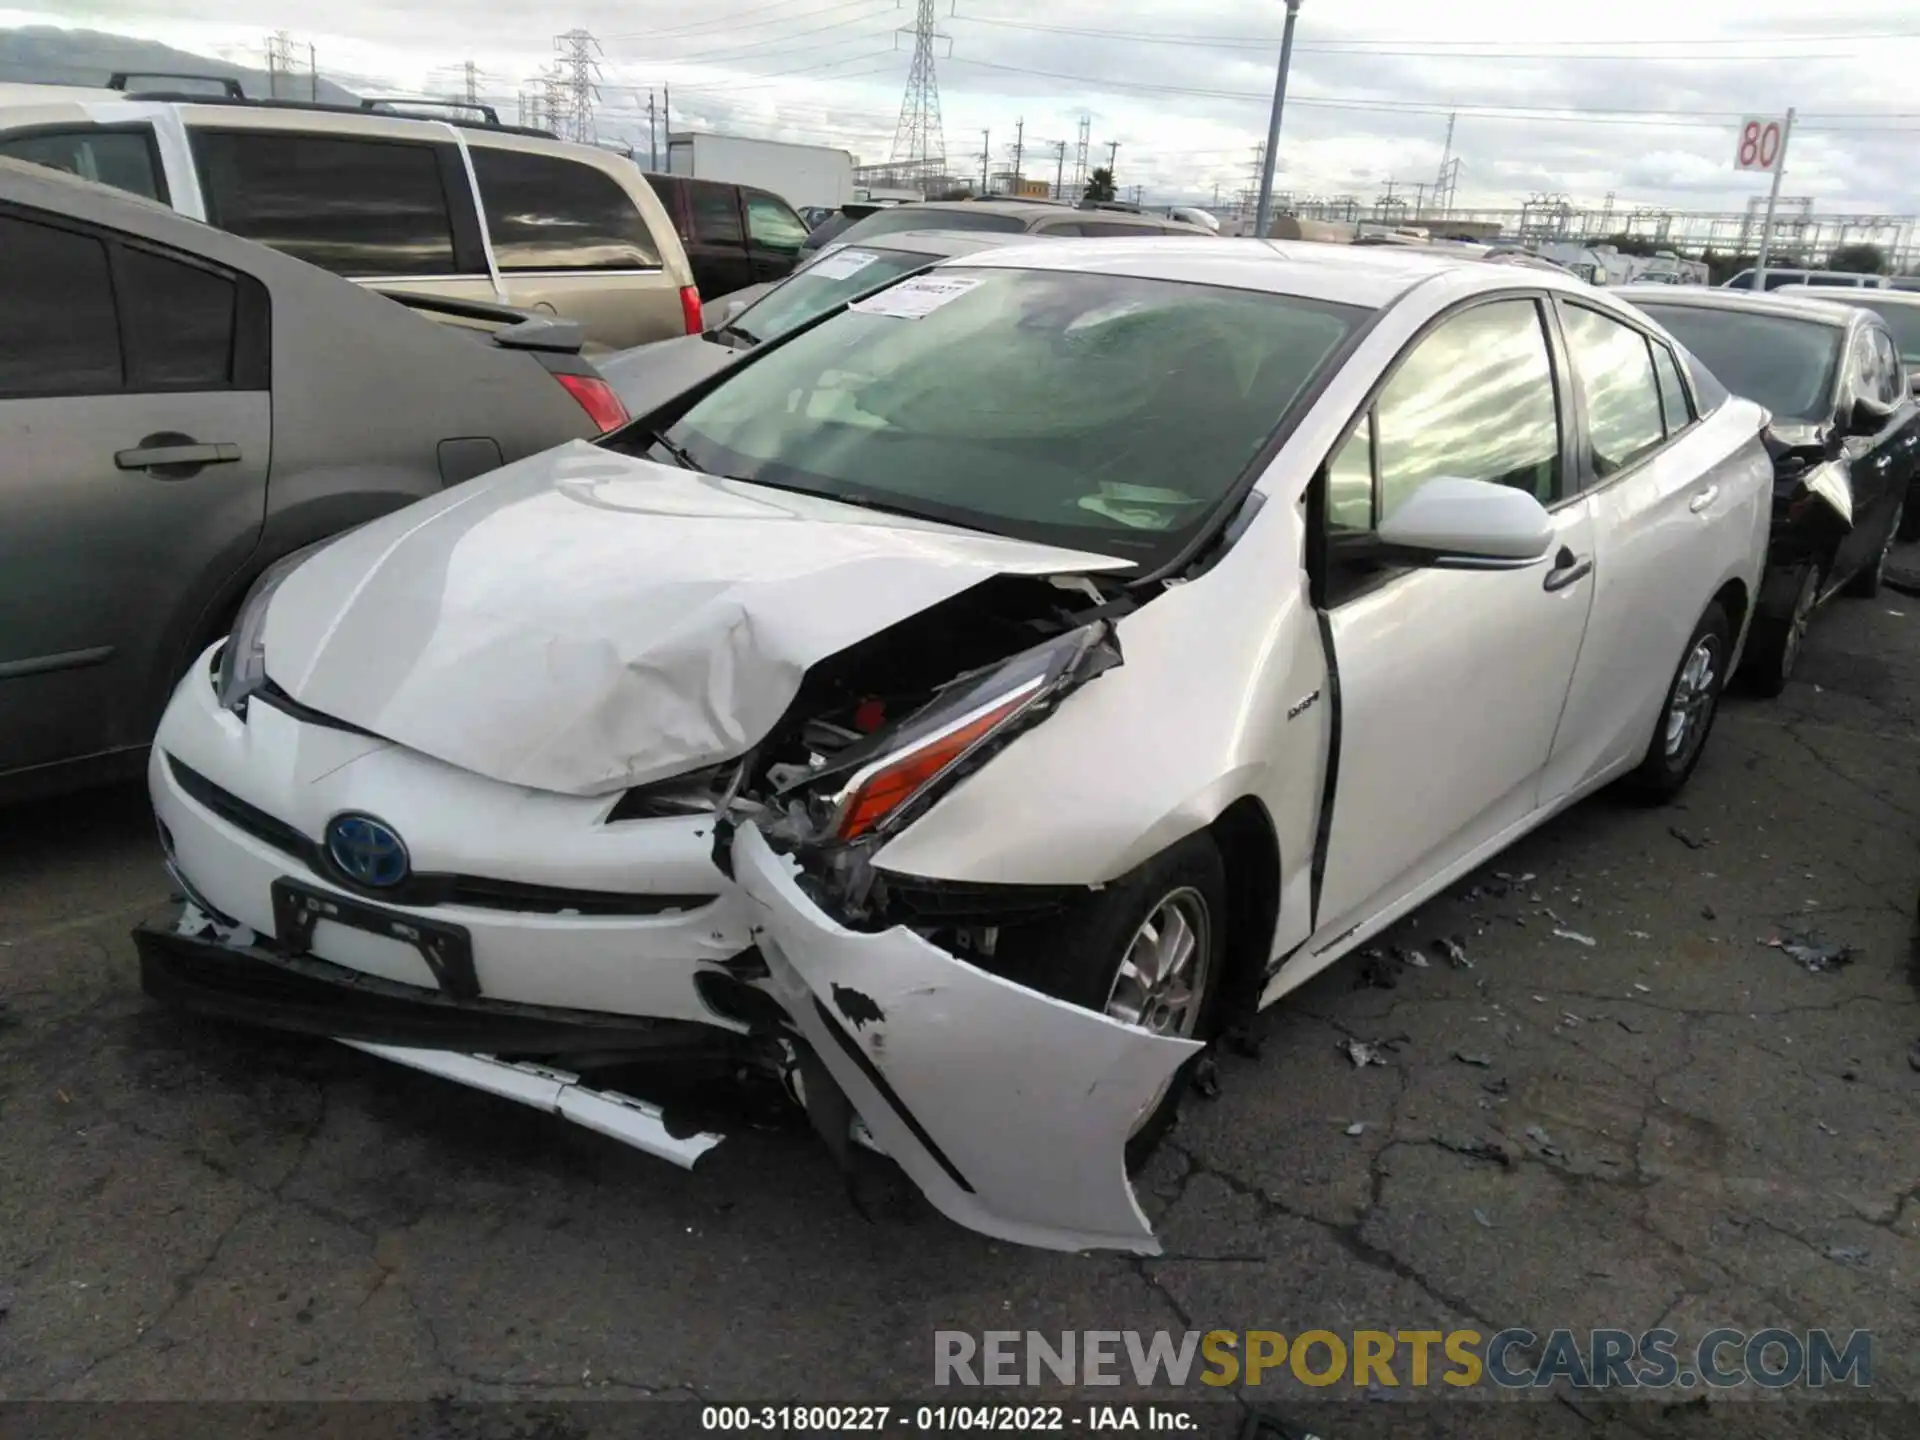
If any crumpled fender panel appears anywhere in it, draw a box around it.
[732,822,1200,1254]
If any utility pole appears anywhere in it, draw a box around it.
[308,42,317,101]
[461,59,479,106]
[1011,117,1024,187]
[264,31,294,99]
[1106,140,1118,172]
[1433,110,1455,212]
[1252,0,1304,241]
[978,127,989,192]
[1073,114,1091,192]
[648,91,658,170]
[1752,108,1796,291]
[1054,140,1066,199]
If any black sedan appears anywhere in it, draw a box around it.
[1621,286,1920,693]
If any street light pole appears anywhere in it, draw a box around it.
[1252,0,1302,240]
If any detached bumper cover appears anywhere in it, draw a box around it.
[731,821,1201,1255]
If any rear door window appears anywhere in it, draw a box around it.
[472,148,661,271]
[1561,305,1667,477]
[1651,340,1694,434]
[0,212,121,396]
[688,181,744,247]
[0,128,167,202]
[194,131,460,276]
[118,246,238,390]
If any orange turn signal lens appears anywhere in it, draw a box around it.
[831,681,1044,841]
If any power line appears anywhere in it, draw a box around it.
[939,56,1920,129]
[602,0,870,44]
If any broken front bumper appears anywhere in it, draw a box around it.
[731,822,1201,1255]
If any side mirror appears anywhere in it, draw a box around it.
[718,297,747,325]
[1846,394,1895,436]
[1375,477,1556,568]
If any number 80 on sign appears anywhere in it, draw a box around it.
[1735,117,1785,172]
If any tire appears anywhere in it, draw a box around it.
[1626,601,1732,802]
[1843,502,1902,598]
[1742,563,1820,698]
[992,831,1229,1168]
[1899,496,1920,542]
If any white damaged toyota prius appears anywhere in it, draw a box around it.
[139,238,1772,1254]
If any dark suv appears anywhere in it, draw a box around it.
[643,173,811,304]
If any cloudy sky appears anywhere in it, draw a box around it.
[10,0,1920,215]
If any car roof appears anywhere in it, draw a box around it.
[1775,283,1920,309]
[835,227,1057,258]
[944,235,1594,309]
[895,199,1201,229]
[1615,284,1859,329]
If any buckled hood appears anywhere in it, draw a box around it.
[261,442,1129,796]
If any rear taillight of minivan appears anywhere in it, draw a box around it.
[555,372,630,433]
[680,286,703,335]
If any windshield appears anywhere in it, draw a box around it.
[639,267,1366,568]
[1635,304,1841,423]
[829,207,1029,246]
[725,246,932,345]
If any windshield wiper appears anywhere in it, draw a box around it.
[711,322,759,350]
[646,430,701,470]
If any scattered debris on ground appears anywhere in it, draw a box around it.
[1453,1050,1493,1067]
[1344,1121,1366,1137]
[1633,982,1652,993]
[1439,1136,1512,1167]
[1400,946,1432,969]
[1473,1207,1495,1229]
[1702,904,1718,921]
[1553,929,1597,947]
[1523,1124,1565,1158]
[1345,1036,1408,1069]
[1435,937,1472,969]
[1669,825,1710,851]
[1760,932,1856,974]
[1824,1244,1870,1266]
[1193,1055,1223,1098]
[1627,929,1652,940]
[1482,1076,1510,1097]
[1354,947,1398,990]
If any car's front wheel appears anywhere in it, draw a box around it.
[1743,563,1820,698]
[995,831,1228,1166]
[1627,601,1731,801]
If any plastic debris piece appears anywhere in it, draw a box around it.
[1193,1054,1223,1099]
[1824,1244,1869,1265]
[1346,1039,1384,1069]
[1816,1120,1835,1136]
[1702,904,1718,921]
[1561,1013,1584,1027]
[1523,1124,1564,1158]
[1436,936,1472,969]
[1669,825,1709,850]
[1473,1207,1495,1229]
[1481,1076,1510,1097]
[1633,983,1651,993]
[1618,1018,1642,1034]
[1345,1121,1366,1137]
[1553,929,1597,947]
[1453,1051,1493,1067]
[1627,929,1652,940]
[1401,947,1432,969]
[1761,932,1856,974]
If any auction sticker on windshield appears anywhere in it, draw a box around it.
[807,248,883,281]
[850,274,984,319]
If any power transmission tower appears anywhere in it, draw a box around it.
[1073,114,1091,191]
[264,31,295,99]
[1433,110,1456,207]
[461,60,479,106]
[889,0,949,170]
[534,64,571,136]
[1054,140,1066,199]
[1011,117,1024,187]
[554,30,602,144]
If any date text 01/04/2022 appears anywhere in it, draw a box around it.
[699,1404,1201,1432]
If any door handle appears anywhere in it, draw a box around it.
[115,441,241,471]
[1689,485,1719,513]
[1543,546,1592,592]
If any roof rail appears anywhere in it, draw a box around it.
[86,89,558,140]
[360,96,502,125]
[108,71,245,98]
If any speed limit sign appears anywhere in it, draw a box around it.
[1735,116,1786,172]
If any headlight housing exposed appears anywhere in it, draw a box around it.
[818,623,1118,844]
[214,543,326,713]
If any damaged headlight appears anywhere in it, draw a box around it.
[817,622,1118,843]
[214,543,326,713]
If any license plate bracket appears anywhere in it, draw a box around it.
[271,878,480,1000]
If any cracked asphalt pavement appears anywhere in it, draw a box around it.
[3,576,1919,1439]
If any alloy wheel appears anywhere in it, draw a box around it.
[1104,887,1214,1128]
[1781,566,1820,679]
[1664,635,1721,762]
